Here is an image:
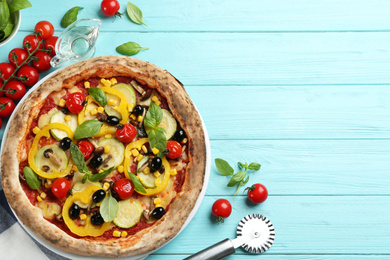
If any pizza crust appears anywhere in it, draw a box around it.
[1,56,206,257]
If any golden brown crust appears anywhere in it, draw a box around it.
[1,56,206,257]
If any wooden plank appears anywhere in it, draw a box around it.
[154,196,390,255]
[19,0,390,32]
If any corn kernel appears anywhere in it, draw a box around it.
[141,145,148,153]
[182,138,188,144]
[90,108,98,116]
[44,182,51,188]
[151,96,159,102]
[72,165,78,171]
[131,149,139,157]
[99,169,104,173]
[137,155,143,162]
[84,81,91,89]
[97,106,105,113]
[154,171,161,178]
[155,204,163,208]
[154,198,162,205]
[130,114,136,120]
[80,214,87,220]
[108,99,117,106]
[152,148,159,155]
[33,126,41,134]
[100,78,112,87]
[37,195,42,202]
[113,230,121,237]
[64,115,72,122]
[103,182,110,190]
[105,134,112,139]
[117,165,124,173]
[127,103,134,112]
[104,146,110,153]
[96,202,102,207]
[137,176,143,182]
[155,101,161,106]
[58,99,66,107]
[143,167,150,174]
[40,192,47,199]
[170,169,177,176]
[155,178,162,186]
[137,115,143,122]
[110,78,117,85]
[121,231,128,237]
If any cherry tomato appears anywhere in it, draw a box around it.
[115,124,137,143]
[77,140,94,160]
[0,97,15,117]
[8,48,28,68]
[4,80,26,100]
[17,66,39,87]
[101,0,120,17]
[44,36,58,57]
[212,199,232,223]
[246,183,268,204]
[51,178,71,198]
[0,62,15,83]
[166,140,182,159]
[23,34,43,53]
[34,21,54,40]
[32,51,52,72]
[66,92,85,114]
[113,178,134,200]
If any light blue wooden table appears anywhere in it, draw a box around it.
[1,0,390,259]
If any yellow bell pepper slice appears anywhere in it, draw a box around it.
[100,87,129,124]
[28,123,73,179]
[62,186,111,237]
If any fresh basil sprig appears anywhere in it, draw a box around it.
[144,102,167,157]
[74,120,103,140]
[88,167,114,182]
[215,158,261,195]
[145,102,162,128]
[0,0,31,41]
[70,142,90,174]
[88,87,107,107]
[126,1,146,26]
[23,166,40,191]
[61,6,83,28]
[116,42,149,56]
[127,166,147,193]
[8,0,32,13]
[100,192,119,222]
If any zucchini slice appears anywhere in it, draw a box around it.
[113,199,143,228]
[97,138,125,170]
[50,111,78,140]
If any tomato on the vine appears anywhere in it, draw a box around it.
[166,140,182,159]
[17,66,39,87]
[4,80,26,100]
[51,178,71,198]
[34,21,54,40]
[113,178,134,200]
[23,34,43,53]
[0,97,15,117]
[212,199,232,223]
[115,124,137,143]
[77,140,94,160]
[0,82,3,97]
[101,0,120,17]
[66,92,85,114]
[8,48,28,68]
[32,51,52,72]
[0,62,15,83]
[44,36,58,57]
[246,183,268,204]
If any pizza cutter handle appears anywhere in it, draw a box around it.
[184,238,235,260]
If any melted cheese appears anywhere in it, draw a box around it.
[37,201,61,220]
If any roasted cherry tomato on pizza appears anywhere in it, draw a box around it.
[116,124,137,143]
[66,92,85,114]
[8,48,29,68]
[4,80,26,100]
[17,66,39,87]
[113,178,134,200]
[0,97,15,117]
[246,183,268,204]
[0,63,15,83]
[166,140,182,159]
[34,21,54,40]
[77,140,94,160]
[212,198,232,223]
[51,178,71,198]
[101,0,120,17]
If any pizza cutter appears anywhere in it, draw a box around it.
[184,214,275,260]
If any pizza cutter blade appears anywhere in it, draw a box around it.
[184,214,275,260]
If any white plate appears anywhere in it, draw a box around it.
[0,62,211,259]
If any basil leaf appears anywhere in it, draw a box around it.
[215,158,234,176]
[127,166,147,193]
[61,6,83,28]
[8,0,32,13]
[23,167,40,191]
[88,167,114,182]
[126,1,146,26]
[70,142,89,173]
[148,128,167,158]
[0,18,12,40]
[74,120,103,140]
[241,176,250,185]
[227,171,246,187]
[116,42,149,56]
[0,0,10,31]
[100,193,119,222]
[88,87,107,107]
[248,162,261,171]
[144,102,163,129]
[81,173,89,184]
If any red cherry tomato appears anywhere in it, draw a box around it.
[77,140,94,160]
[44,36,58,57]
[66,92,85,114]
[166,140,182,159]
[212,199,232,223]
[101,0,120,17]
[34,21,54,40]
[32,51,52,72]
[0,97,15,117]
[17,66,39,87]
[8,48,29,68]
[113,178,134,200]
[23,34,43,53]
[0,62,15,83]
[4,80,26,100]
[246,183,268,204]
[0,82,3,97]
[115,124,137,143]
[51,178,71,198]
